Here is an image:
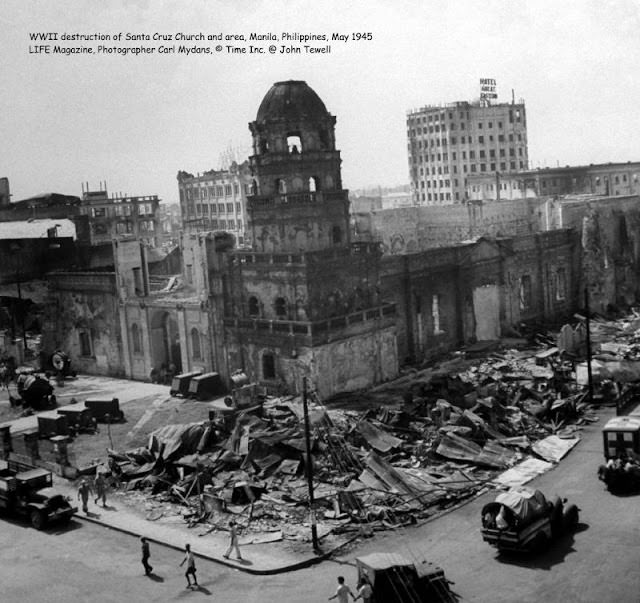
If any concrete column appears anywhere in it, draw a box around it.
[139,305,153,379]
[178,307,189,372]
[118,302,133,379]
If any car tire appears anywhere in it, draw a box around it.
[30,510,46,530]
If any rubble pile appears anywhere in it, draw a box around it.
[102,341,608,543]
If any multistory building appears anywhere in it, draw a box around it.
[177,161,251,247]
[407,100,528,205]
[79,187,161,246]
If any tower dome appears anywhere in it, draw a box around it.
[256,80,329,123]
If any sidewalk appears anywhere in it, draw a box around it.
[52,476,354,575]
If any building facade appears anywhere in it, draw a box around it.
[79,187,161,247]
[407,100,528,205]
[177,161,252,247]
[466,161,640,202]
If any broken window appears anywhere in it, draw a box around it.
[191,328,201,360]
[555,268,566,301]
[133,267,143,295]
[432,294,444,334]
[519,275,532,311]
[274,297,287,318]
[248,296,260,317]
[262,352,276,380]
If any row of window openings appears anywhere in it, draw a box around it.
[408,118,523,136]
[469,182,524,192]
[183,183,242,200]
[412,135,523,151]
[519,271,567,310]
[422,192,454,202]
[91,204,155,218]
[415,161,526,177]
[92,220,155,236]
[408,109,523,126]
[192,202,243,214]
[415,147,523,162]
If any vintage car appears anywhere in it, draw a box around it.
[481,487,579,552]
[597,415,640,493]
[0,460,76,529]
[355,552,454,602]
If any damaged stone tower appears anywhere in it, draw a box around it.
[223,80,398,397]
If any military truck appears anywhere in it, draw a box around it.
[0,460,76,529]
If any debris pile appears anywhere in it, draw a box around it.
[100,339,609,543]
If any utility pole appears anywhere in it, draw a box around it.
[584,287,594,403]
[15,269,28,355]
[302,377,319,553]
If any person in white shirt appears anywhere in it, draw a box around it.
[328,576,355,602]
[179,543,199,589]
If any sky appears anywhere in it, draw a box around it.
[2,0,640,205]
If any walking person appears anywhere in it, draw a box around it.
[223,519,243,560]
[179,543,199,589]
[140,537,153,575]
[328,576,355,602]
[94,472,107,507]
[77,478,93,514]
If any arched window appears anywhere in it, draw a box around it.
[262,352,276,380]
[308,177,318,193]
[248,296,260,317]
[287,133,302,153]
[332,226,342,244]
[276,178,287,194]
[131,323,142,354]
[191,328,201,360]
[274,297,287,318]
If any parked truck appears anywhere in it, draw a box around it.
[0,460,76,529]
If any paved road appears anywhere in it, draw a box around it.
[336,407,640,603]
[1,406,638,602]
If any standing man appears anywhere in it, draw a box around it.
[140,537,153,575]
[94,472,107,507]
[179,543,199,589]
[328,576,355,602]
[222,519,243,560]
[77,478,93,514]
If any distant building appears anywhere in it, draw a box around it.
[79,187,161,246]
[177,161,251,247]
[407,100,528,205]
[466,161,640,201]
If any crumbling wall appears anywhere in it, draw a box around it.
[366,198,547,254]
[42,272,124,376]
[560,196,640,312]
